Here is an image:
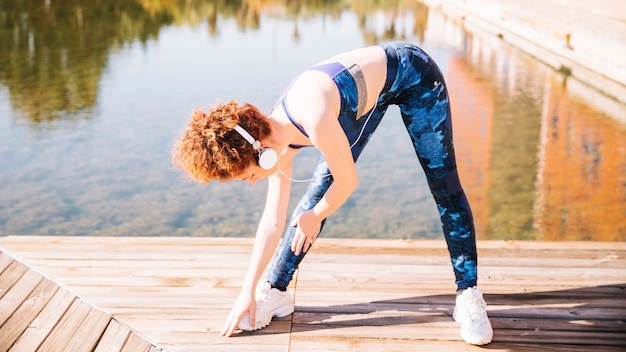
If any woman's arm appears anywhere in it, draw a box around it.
[290,115,359,255]
[220,151,295,337]
[286,72,360,255]
[242,168,293,292]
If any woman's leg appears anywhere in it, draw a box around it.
[397,51,478,291]
[377,42,490,345]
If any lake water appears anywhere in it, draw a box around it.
[1,0,624,241]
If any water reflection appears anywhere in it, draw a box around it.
[442,24,626,241]
[534,77,626,241]
[1,0,160,123]
[0,0,424,123]
[449,36,547,241]
[0,0,623,241]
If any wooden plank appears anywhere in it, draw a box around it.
[295,283,626,305]
[289,337,626,352]
[36,299,93,352]
[294,307,626,334]
[0,269,43,326]
[302,253,626,269]
[160,341,290,352]
[0,237,254,262]
[18,258,252,270]
[3,236,624,260]
[289,336,487,352]
[145,323,292,347]
[0,260,29,300]
[121,333,154,352]
[294,298,626,322]
[94,319,131,352]
[0,236,251,247]
[63,306,112,352]
[0,279,59,352]
[2,235,624,252]
[290,321,462,342]
[0,252,14,273]
[15,255,626,276]
[19,266,248,288]
[298,260,626,279]
[291,318,626,346]
[492,315,626,333]
[9,289,76,352]
[493,328,626,346]
[491,345,626,352]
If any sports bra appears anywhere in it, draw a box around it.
[276,59,368,149]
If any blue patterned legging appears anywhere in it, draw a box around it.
[268,41,478,292]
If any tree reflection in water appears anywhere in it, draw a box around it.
[0,0,424,124]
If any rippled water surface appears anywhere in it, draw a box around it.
[1,0,624,240]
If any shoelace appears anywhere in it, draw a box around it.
[463,295,487,322]
[256,283,272,302]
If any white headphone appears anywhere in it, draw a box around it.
[233,124,278,170]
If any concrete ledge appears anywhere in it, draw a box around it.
[420,0,626,105]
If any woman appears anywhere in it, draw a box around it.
[172,41,493,345]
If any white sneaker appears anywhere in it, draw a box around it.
[238,282,295,331]
[453,286,493,345]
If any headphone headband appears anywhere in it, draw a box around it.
[232,124,277,170]
[233,124,261,150]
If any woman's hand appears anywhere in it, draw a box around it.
[290,210,322,255]
[220,290,255,337]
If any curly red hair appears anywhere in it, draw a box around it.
[172,101,271,183]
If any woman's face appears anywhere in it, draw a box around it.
[237,163,275,185]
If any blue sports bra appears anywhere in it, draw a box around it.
[277,61,366,149]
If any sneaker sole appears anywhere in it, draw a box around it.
[461,333,493,346]
[239,317,271,331]
[273,303,295,318]
[239,303,295,331]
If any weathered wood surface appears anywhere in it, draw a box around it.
[0,248,161,352]
[0,236,624,351]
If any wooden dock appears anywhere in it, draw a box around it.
[1,236,625,351]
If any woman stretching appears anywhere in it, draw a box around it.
[172,41,493,345]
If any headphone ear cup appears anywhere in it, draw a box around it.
[257,148,278,170]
